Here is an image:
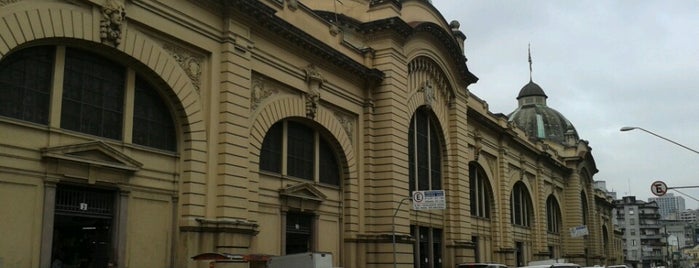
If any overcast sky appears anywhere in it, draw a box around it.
[431,0,699,209]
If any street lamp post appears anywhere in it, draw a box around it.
[620,126,699,155]
[620,126,699,202]
[393,197,412,268]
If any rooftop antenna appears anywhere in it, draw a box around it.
[528,43,533,82]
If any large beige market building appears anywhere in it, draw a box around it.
[0,0,622,267]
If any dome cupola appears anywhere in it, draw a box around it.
[508,88,579,145]
[508,47,579,145]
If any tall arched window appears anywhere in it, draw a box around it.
[511,181,533,227]
[546,195,562,233]
[133,76,177,150]
[603,226,609,255]
[407,107,443,268]
[408,106,442,194]
[0,46,53,124]
[581,191,589,225]
[469,161,491,218]
[0,46,177,151]
[259,120,341,186]
[61,47,125,139]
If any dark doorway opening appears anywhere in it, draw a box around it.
[52,185,115,268]
[285,212,313,254]
[516,241,524,267]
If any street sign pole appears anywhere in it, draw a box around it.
[392,197,411,268]
[393,190,447,268]
[650,181,699,202]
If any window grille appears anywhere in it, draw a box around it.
[55,185,114,218]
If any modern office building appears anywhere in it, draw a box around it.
[0,1,621,267]
[649,193,686,219]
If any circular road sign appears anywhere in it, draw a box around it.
[412,191,425,203]
[650,180,668,197]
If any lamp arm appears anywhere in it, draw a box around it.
[637,128,699,155]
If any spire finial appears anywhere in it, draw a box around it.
[528,43,533,82]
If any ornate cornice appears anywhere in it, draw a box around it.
[315,11,478,87]
[412,22,478,86]
[215,0,384,89]
[467,108,570,174]
[369,0,401,9]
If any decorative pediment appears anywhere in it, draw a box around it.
[42,141,142,171]
[41,141,142,184]
[279,182,327,203]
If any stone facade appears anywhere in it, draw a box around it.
[0,0,621,267]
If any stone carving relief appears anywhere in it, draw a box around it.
[422,81,435,109]
[304,92,320,119]
[250,76,277,111]
[303,64,325,119]
[543,183,552,196]
[408,57,454,108]
[163,44,203,93]
[334,112,354,142]
[100,0,126,47]
[472,130,483,161]
[484,156,496,178]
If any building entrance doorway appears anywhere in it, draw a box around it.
[285,212,313,254]
[51,185,115,268]
[516,241,524,267]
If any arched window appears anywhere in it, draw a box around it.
[581,191,589,225]
[133,76,177,150]
[408,106,442,194]
[469,161,491,218]
[259,120,341,186]
[546,195,562,233]
[603,226,609,255]
[0,46,54,124]
[511,181,533,227]
[61,47,126,139]
[0,46,177,151]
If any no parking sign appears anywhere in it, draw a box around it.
[412,190,446,210]
[651,180,667,196]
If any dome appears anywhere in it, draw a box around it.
[517,80,547,99]
[508,81,579,145]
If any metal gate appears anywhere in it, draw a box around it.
[55,185,114,218]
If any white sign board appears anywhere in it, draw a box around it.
[570,225,589,238]
[412,190,446,210]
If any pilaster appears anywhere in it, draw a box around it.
[215,17,255,220]
[563,169,585,260]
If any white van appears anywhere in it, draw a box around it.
[519,263,581,268]
[456,263,508,268]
